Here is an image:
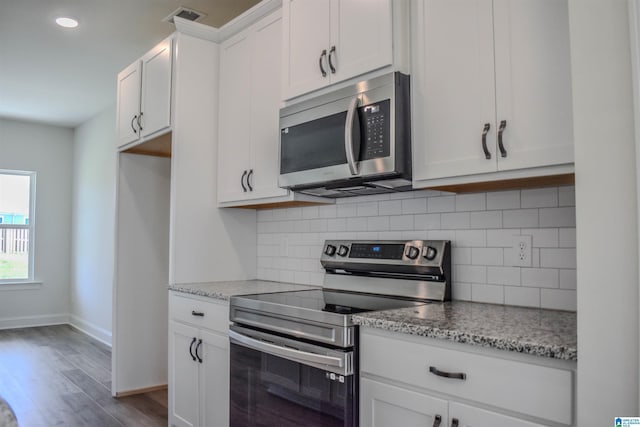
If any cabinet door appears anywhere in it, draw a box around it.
[169,322,200,427]
[116,60,141,147]
[361,378,448,427]
[411,0,497,181]
[199,329,230,427]
[330,0,393,83]
[249,12,289,200]
[282,0,331,99]
[449,402,548,427]
[140,37,172,139]
[493,0,573,171]
[217,32,253,203]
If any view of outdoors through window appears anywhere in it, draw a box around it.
[0,172,32,281]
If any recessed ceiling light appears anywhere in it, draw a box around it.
[55,17,79,28]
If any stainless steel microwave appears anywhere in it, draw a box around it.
[278,72,411,198]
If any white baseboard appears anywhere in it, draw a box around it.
[0,313,69,330]
[68,314,112,347]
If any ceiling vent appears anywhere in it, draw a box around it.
[162,6,207,24]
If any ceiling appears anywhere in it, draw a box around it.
[0,0,260,128]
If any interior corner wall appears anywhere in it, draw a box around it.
[569,0,640,424]
[70,106,117,345]
[0,118,73,328]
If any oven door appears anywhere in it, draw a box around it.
[229,325,357,427]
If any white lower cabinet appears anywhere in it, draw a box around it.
[360,328,575,427]
[169,293,229,427]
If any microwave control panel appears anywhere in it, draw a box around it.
[361,99,391,160]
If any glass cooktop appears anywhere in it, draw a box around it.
[235,289,426,315]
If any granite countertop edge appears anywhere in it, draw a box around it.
[168,280,319,301]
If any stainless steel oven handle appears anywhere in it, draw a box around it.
[344,96,360,175]
[229,330,344,369]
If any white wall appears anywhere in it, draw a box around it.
[0,118,73,327]
[569,0,640,424]
[70,106,117,345]
[257,186,577,310]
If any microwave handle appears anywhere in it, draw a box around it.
[345,97,360,175]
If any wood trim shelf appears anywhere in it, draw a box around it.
[423,173,575,194]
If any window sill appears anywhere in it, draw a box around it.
[0,281,43,290]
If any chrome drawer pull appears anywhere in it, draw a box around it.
[429,366,466,380]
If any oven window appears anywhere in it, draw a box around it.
[280,111,349,174]
[230,342,356,427]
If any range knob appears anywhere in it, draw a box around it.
[423,246,438,261]
[324,244,337,256]
[337,245,349,257]
[405,246,419,260]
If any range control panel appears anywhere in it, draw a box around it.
[320,239,450,272]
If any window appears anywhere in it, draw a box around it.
[0,171,35,283]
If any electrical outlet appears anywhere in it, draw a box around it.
[511,235,532,267]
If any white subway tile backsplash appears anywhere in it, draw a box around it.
[472,248,503,266]
[540,248,576,269]
[256,186,577,311]
[456,265,487,283]
[402,198,427,214]
[470,211,502,229]
[455,230,487,247]
[560,269,577,290]
[472,284,504,304]
[441,212,470,229]
[539,207,576,227]
[487,266,520,286]
[427,196,455,213]
[521,268,559,288]
[558,186,576,207]
[415,213,441,230]
[521,228,559,248]
[486,190,520,210]
[541,289,577,311]
[505,287,540,307]
[357,202,379,217]
[456,193,486,211]
[521,187,558,208]
[503,209,539,228]
[452,282,472,301]
[379,200,402,216]
[389,215,414,230]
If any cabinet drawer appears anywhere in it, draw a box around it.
[169,293,229,333]
[361,331,573,425]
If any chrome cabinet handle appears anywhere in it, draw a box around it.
[240,170,247,192]
[498,119,507,157]
[319,49,327,77]
[451,419,459,427]
[137,112,143,131]
[189,337,197,361]
[130,115,138,133]
[481,123,491,159]
[433,414,442,427]
[247,169,253,191]
[429,366,467,380]
[344,97,361,175]
[328,46,337,74]
[191,310,204,317]
[195,339,203,363]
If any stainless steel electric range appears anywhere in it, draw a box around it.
[228,239,451,427]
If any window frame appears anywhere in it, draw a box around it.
[0,170,36,284]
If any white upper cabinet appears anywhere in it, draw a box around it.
[116,36,173,149]
[412,0,573,185]
[282,0,397,100]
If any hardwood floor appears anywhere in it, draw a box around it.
[0,325,168,427]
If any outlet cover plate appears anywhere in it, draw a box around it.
[510,235,532,267]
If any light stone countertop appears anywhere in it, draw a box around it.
[352,301,577,361]
[168,280,318,301]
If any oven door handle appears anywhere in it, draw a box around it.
[344,96,360,176]
[229,329,344,369]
